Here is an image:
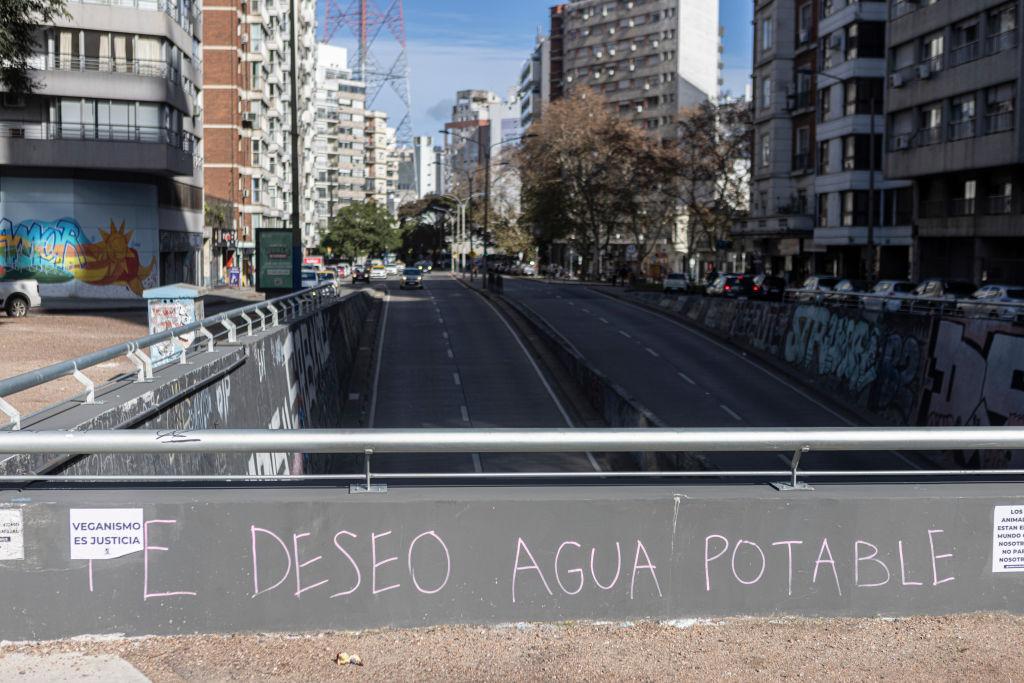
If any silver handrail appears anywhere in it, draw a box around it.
[0,284,340,429]
[0,427,1022,486]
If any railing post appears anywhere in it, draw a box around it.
[221,318,237,343]
[773,446,813,492]
[239,312,253,336]
[0,396,21,431]
[199,324,215,352]
[71,364,99,404]
[268,303,279,327]
[350,448,387,494]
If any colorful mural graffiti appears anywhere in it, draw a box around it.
[0,218,156,295]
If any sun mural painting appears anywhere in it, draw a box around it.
[0,218,156,295]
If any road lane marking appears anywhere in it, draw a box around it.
[460,405,470,422]
[348,393,360,401]
[582,308,591,314]
[720,404,742,421]
[599,318,609,324]
[367,290,391,428]
[453,373,461,386]
[619,330,632,339]
[447,348,454,359]
[678,372,696,385]
[442,331,449,340]
[645,347,659,358]
[438,317,444,324]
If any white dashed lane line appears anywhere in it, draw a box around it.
[599,318,609,324]
[619,330,632,339]
[460,405,470,422]
[447,349,454,359]
[453,372,461,386]
[645,347,660,358]
[720,404,743,422]
[678,372,696,386]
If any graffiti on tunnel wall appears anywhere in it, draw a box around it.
[783,305,883,396]
[0,217,156,295]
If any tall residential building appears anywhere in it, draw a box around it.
[885,0,1023,284]
[444,89,503,189]
[561,0,720,139]
[203,0,316,284]
[312,45,367,234]
[736,0,912,281]
[0,0,205,298]
[412,135,440,197]
[364,109,394,207]
[519,34,553,130]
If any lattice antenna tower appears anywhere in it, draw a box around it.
[321,0,413,144]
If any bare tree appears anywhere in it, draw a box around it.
[673,99,753,277]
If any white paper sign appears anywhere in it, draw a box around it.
[0,509,24,560]
[993,506,1024,572]
[69,509,144,560]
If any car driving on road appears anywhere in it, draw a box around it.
[400,267,424,290]
[370,265,388,280]
[300,268,319,290]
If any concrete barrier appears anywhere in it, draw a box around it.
[616,291,1024,467]
[3,481,1024,639]
[3,291,373,477]
[499,294,704,471]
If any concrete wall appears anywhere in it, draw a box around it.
[2,481,1024,639]
[2,291,372,477]
[625,291,1024,466]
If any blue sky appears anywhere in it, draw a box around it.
[322,0,754,138]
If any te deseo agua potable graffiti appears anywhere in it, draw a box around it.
[0,217,155,295]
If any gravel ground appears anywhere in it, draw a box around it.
[0,311,148,416]
[1,615,1021,681]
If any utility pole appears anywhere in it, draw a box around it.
[483,141,491,287]
[288,0,301,289]
[867,95,877,281]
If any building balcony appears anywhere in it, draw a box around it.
[813,225,913,247]
[733,214,814,237]
[28,53,190,112]
[0,121,195,176]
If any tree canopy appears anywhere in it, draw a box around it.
[319,201,400,262]
[1,0,69,93]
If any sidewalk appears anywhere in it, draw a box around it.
[40,287,265,313]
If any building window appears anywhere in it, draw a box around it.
[761,76,772,110]
[952,180,976,216]
[986,83,1016,133]
[987,4,1018,55]
[950,19,981,66]
[818,84,832,120]
[818,140,830,174]
[845,22,884,60]
[817,193,829,227]
[844,78,883,116]
[988,181,1014,215]
[842,191,869,227]
[798,3,812,45]
[761,16,774,52]
[842,135,881,171]
[918,103,943,145]
[794,126,811,170]
[949,94,976,141]
[921,31,944,72]
[760,132,772,167]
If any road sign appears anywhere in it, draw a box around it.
[256,229,295,292]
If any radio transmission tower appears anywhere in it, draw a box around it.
[321,0,413,144]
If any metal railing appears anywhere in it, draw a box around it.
[0,121,196,154]
[0,427,1021,487]
[29,53,180,82]
[0,283,340,431]
[783,288,1024,321]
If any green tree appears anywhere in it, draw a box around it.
[320,201,400,262]
[1,0,70,94]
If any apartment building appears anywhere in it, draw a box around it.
[443,89,503,190]
[519,35,553,131]
[203,0,316,284]
[738,0,912,281]
[885,0,1023,284]
[312,44,367,234]
[560,0,720,139]
[412,135,442,198]
[364,110,394,208]
[0,0,205,298]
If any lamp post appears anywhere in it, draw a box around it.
[441,128,536,286]
[437,192,483,274]
[797,69,878,280]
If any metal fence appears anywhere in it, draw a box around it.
[782,289,1024,322]
[0,427,1022,489]
[0,284,340,431]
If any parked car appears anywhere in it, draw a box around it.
[352,266,370,283]
[370,265,389,280]
[300,268,319,289]
[522,264,536,277]
[750,274,786,302]
[706,274,754,298]
[863,280,918,312]
[662,273,693,294]
[400,267,424,290]
[826,279,868,306]
[957,284,1024,322]
[0,279,42,317]
[792,275,840,304]
[908,278,978,312]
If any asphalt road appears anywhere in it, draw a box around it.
[367,273,596,473]
[501,277,919,472]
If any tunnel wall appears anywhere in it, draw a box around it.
[623,291,1024,467]
[3,291,373,477]
[2,482,1024,639]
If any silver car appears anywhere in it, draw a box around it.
[957,284,1024,322]
[400,267,424,289]
[0,279,43,317]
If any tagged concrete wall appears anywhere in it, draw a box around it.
[627,292,1024,466]
[4,292,372,477]
[2,482,1024,640]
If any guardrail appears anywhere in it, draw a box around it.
[782,289,1024,322]
[0,427,1022,489]
[0,284,340,431]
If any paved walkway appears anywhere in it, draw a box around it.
[0,653,148,682]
